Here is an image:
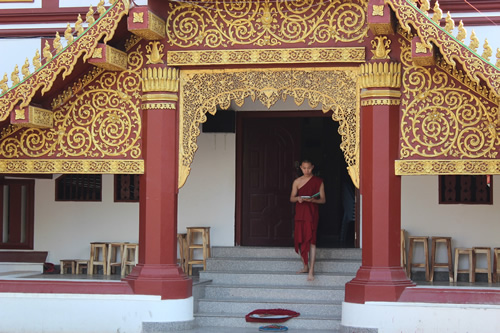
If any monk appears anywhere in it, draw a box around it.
[290,159,326,281]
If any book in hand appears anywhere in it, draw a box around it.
[300,192,320,199]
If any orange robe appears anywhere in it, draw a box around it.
[294,176,323,264]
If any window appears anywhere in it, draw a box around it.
[114,174,140,202]
[0,179,34,249]
[56,174,102,201]
[439,175,492,204]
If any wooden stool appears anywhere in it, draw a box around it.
[494,248,500,283]
[401,229,407,275]
[407,236,429,281]
[121,243,138,277]
[177,233,188,273]
[454,248,473,282]
[89,242,108,275]
[60,259,75,274]
[186,227,211,276]
[430,237,453,282]
[107,242,126,275]
[473,247,492,283]
[75,260,89,274]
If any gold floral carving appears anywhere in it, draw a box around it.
[141,102,176,110]
[145,41,165,64]
[359,62,401,89]
[0,0,130,120]
[399,37,500,161]
[179,67,360,188]
[0,159,143,174]
[166,0,368,48]
[51,67,104,110]
[372,5,384,16]
[361,99,400,106]
[395,160,500,175]
[133,12,144,23]
[167,47,365,66]
[142,67,179,92]
[371,36,391,60]
[0,47,143,172]
[386,0,500,97]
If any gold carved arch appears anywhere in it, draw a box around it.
[179,67,360,189]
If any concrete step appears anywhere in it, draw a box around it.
[205,257,360,274]
[211,246,361,260]
[195,312,341,330]
[203,284,345,302]
[198,298,342,317]
[200,270,355,287]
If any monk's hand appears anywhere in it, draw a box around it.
[297,197,304,203]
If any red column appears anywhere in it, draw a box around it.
[345,61,414,303]
[124,64,192,300]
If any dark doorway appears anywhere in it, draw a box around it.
[236,111,356,248]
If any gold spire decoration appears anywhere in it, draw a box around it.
[420,0,430,14]
[0,74,8,94]
[11,65,20,86]
[64,23,74,44]
[496,48,500,68]
[53,32,62,54]
[33,49,41,70]
[469,30,479,52]
[86,5,95,24]
[42,40,53,62]
[456,20,466,43]
[432,1,443,24]
[75,14,84,36]
[21,58,30,79]
[444,11,454,33]
[482,39,492,62]
[97,0,106,16]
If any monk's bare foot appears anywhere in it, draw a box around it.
[307,273,315,281]
[297,266,309,274]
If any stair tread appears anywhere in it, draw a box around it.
[195,312,341,320]
[203,283,346,290]
[198,297,343,305]
[202,270,355,276]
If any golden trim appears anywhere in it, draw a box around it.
[133,12,144,23]
[167,48,366,66]
[141,67,179,92]
[141,102,176,110]
[359,62,401,89]
[142,93,178,102]
[372,5,385,16]
[360,89,401,99]
[361,99,400,106]
[179,67,360,189]
[395,159,500,175]
[0,159,144,174]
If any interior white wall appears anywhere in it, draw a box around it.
[401,175,499,268]
[178,132,236,247]
[33,175,139,263]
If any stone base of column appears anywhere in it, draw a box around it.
[124,264,192,300]
[345,266,415,303]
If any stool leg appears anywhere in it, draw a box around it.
[407,240,414,278]
[494,251,499,283]
[487,251,492,283]
[430,239,436,282]
[89,245,95,275]
[470,251,475,283]
[447,241,453,282]
[424,240,429,282]
[454,249,459,282]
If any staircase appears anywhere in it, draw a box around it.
[194,246,362,331]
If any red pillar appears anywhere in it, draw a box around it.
[345,61,414,304]
[124,64,192,300]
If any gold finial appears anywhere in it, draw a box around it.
[496,48,500,67]
[420,0,430,14]
[145,41,165,64]
[469,30,479,52]
[456,20,466,42]
[0,74,8,94]
[53,32,63,54]
[21,58,30,79]
[444,12,455,33]
[432,1,443,23]
[75,14,84,36]
[64,23,74,44]
[482,39,492,61]
[11,65,20,86]
[370,35,391,60]
[86,5,95,24]
[33,49,41,70]
[97,0,106,16]
[42,40,53,62]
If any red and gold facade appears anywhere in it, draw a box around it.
[0,0,498,306]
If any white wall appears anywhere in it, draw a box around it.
[401,175,499,268]
[178,132,236,247]
[33,175,139,263]
[0,39,41,87]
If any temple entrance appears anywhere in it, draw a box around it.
[237,111,355,248]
